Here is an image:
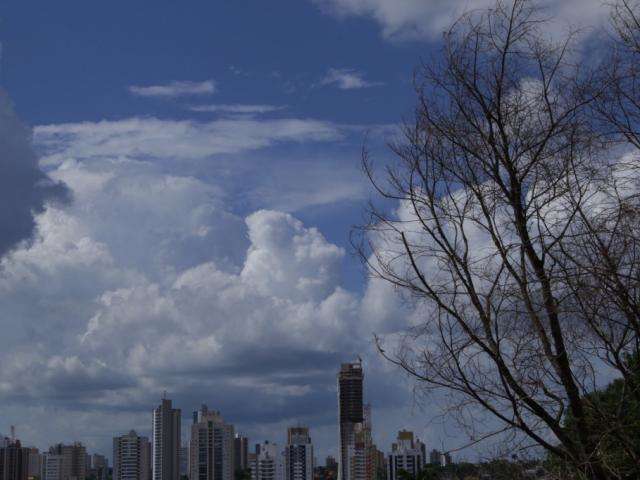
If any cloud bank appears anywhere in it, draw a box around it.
[0,106,427,460]
[0,91,69,257]
[312,0,610,41]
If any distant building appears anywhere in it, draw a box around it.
[234,435,248,474]
[284,428,313,480]
[189,405,234,480]
[153,398,181,480]
[45,443,86,480]
[337,362,364,480]
[428,450,437,467]
[0,439,30,480]
[387,432,422,480]
[26,448,42,480]
[427,450,450,468]
[42,455,63,480]
[324,459,336,473]
[113,430,151,480]
[89,455,108,480]
[178,447,188,478]
[247,454,257,480]
[370,450,385,480]
[255,442,283,480]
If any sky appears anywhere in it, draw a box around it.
[0,0,612,463]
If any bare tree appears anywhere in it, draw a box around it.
[593,0,640,149]
[356,1,640,479]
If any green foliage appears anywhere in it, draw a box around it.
[235,468,252,480]
[551,353,640,479]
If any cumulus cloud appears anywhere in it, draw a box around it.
[0,180,372,439]
[320,68,382,90]
[312,0,610,41]
[0,113,413,458]
[0,94,413,458]
[0,91,69,257]
[128,80,216,97]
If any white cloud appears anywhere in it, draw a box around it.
[189,104,285,114]
[128,80,216,97]
[241,210,345,302]
[0,103,411,458]
[0,141,411,455]
[33,115,372,213]
[312,0,610,41]
[320,68,382,90]
[34,117,344,165]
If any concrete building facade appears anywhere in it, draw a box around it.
[284,428,312,480]
[233,435,248,474]
[255,442,283,480]
[113,431,151,480]
[0,439,30,480]
[189,406,234,480]
[44,444,86,480]
[337,363,363,480]
[152,398,181,480]
[387,432,423,480]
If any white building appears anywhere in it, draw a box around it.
[255,442,283,480]
[43,443,86,480]
[284,428,313,480]
[42,455,63,480]
[247,453,257,480]
[113,431,151,480]
[387,432,423,480]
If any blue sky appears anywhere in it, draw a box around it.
[0,0,610,464]
[1,0,418,125]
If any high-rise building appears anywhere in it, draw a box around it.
[45,444,86,480]
[284,428,312,480]
[337,362,363,480]
[233,436,248,474]
[247,454,257,480]
[113,431,151,480]
[255,443,283,480]
[370,450,385,480]
[41,455,63,480]
[89,455,108,480]
[0,439,30,480]
[347,425,368,480]
[153,398,181,480]
[26,448,42,480]
[189,405,234,480]
[178,447,188,478]
[387,432,423,480]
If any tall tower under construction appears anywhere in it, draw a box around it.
[337,362,364,480]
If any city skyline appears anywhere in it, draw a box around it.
[0,363,453,467]
[0,0,631,477]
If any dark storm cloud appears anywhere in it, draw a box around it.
[157,348,341,377]
[0,91,69,255]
